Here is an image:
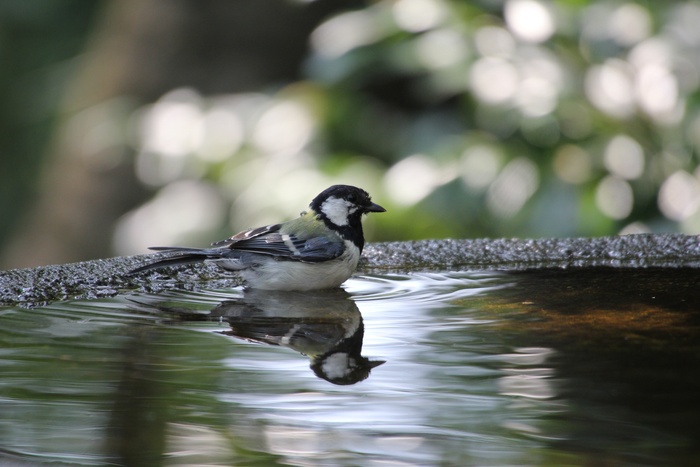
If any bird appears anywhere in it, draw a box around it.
[130,184,385,291]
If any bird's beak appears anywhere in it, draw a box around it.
[368,360,386,369]
[365,202,386,213]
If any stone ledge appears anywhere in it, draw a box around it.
[361,234,700,271]
[1,234,698,307]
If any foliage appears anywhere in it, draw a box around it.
[117,0,700,254]
[0,0,104,246]
[3,1,700,260]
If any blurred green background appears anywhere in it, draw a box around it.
[1,0,699,269]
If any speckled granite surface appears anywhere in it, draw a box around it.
[1,234,698,307]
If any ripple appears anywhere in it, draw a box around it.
[1,269,698,465]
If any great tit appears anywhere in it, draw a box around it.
[130,184,385,290]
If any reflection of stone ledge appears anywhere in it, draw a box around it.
[1,234,699,307]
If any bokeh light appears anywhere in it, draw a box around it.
[461,145,504,192]
[415,28,469,70]
[392,0,447,33]
[384,154,455,206]
[585,60,636,118]
[310,10,383,58]
[504,0,555,43]
[114,180,225,255]
[251,99,316,157]
[487,157,539,218]
[604,135,645,180]
[595,176,634,220]
[658,170,700,222]
[469,58,519,104]
[609,3,652,46]
[553,145,592,185]
[104,0,700,256]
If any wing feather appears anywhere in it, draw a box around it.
[225,231,344,262]
[211,224,281,247]
[210,216,345,262]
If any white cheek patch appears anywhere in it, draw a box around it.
[322,353,353,378]
[321,197,351,226]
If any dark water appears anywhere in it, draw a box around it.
[1,268,699,466]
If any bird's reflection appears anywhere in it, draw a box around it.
[211,288,384,385]
[137,288,385,385]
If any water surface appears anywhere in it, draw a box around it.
[1,268,698,466]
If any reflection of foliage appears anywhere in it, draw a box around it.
[117,1,700,254]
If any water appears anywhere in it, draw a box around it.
[1,268,699,466]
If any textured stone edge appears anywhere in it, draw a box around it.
[361,234,700,272]
[1,234,698,307]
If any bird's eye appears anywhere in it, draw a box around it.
[347,194,357,203]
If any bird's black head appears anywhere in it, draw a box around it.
[310,185,385,249]
[311,352,385,385]
[310,185,385,226]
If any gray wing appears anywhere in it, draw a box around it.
[294,235,345,262]
[224,232,345,262]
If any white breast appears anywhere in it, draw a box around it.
[216,241,361,291]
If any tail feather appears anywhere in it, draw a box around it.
[129,247,224,275]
